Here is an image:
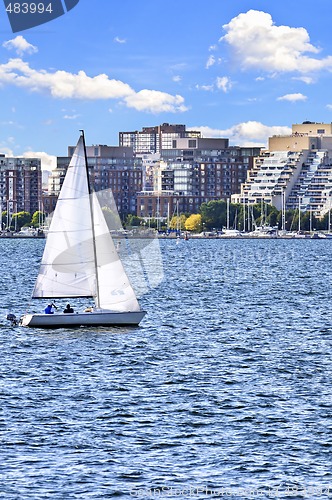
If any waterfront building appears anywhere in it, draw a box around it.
[233,122,332,216]
[47,144,143,218]
[42,192,58,216]
[137,138,260,219]
[119,123,201,154]
[0,154,41,225]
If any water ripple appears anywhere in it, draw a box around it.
[0,239,332,498]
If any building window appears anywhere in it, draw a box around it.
[188,140,196,148]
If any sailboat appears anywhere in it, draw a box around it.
[20,132,146,328]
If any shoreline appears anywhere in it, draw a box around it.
[1,233,331,240]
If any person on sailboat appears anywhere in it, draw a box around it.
[45,303,57,314]
[63,304,74,314]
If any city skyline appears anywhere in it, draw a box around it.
[0,0,332,169]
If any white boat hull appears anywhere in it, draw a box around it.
[20,310,146,328]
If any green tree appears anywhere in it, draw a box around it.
[11,211,31,230]
[31,211,46,228]
[319,210,332,231]
[265,207,279,227]
[1,211,6,229]
[126,214,142,227]
[200,200,227,229]
[102,206,122,231]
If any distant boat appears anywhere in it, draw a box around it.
[20,132,146,328]
[318,233,332,239]
[247,225,278,238]
[222,228,242,237]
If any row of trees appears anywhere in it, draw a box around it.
[126,200,332,233]
[4,201,332,233]
[198,200,332,232]
[1,211,45,231]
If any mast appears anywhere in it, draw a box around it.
[156,195,160,232]
[176,199,180,235]
[167,201,170,232]
[309,209,312,233]
[261,199,264,227]
[226,198,230,230]
[80,130,101,308]
[282,189,286,232]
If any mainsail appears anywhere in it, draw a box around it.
[32,135,140,312]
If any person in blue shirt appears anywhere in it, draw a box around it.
[45,303,57,314]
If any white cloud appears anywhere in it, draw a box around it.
[0,58,187,113]
[172,75,182,82]
[206,55,216,69]
[0,120,23,128]
[0,146,14,156]
[189,121,292,146]
[292,76,315,84]
[2,36,37,56]
[216,76,232,92]
[277,93,307,102]
[326,104,332,110]
[0,145,56,171]
[195,84,214,92]
[114,36,126,44]
[63,114,80,120]
[22,151,56,171]
[124,90,188,113]
[196,76,232,93]
[205,55,223,69]
[209,45,218,52]
[220,10,332,74]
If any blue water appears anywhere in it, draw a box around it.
[1,238,332,499]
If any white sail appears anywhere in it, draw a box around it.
[33,136,96,298]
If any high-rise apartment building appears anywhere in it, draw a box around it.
[137,138,260,218]
[0,155,42,223]
[233,122,332,216]
[119,123,201,154]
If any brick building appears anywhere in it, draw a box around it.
[0,154,41,223]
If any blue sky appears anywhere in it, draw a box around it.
[1,0,332,169]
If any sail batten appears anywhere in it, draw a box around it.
[34,295,94,298]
